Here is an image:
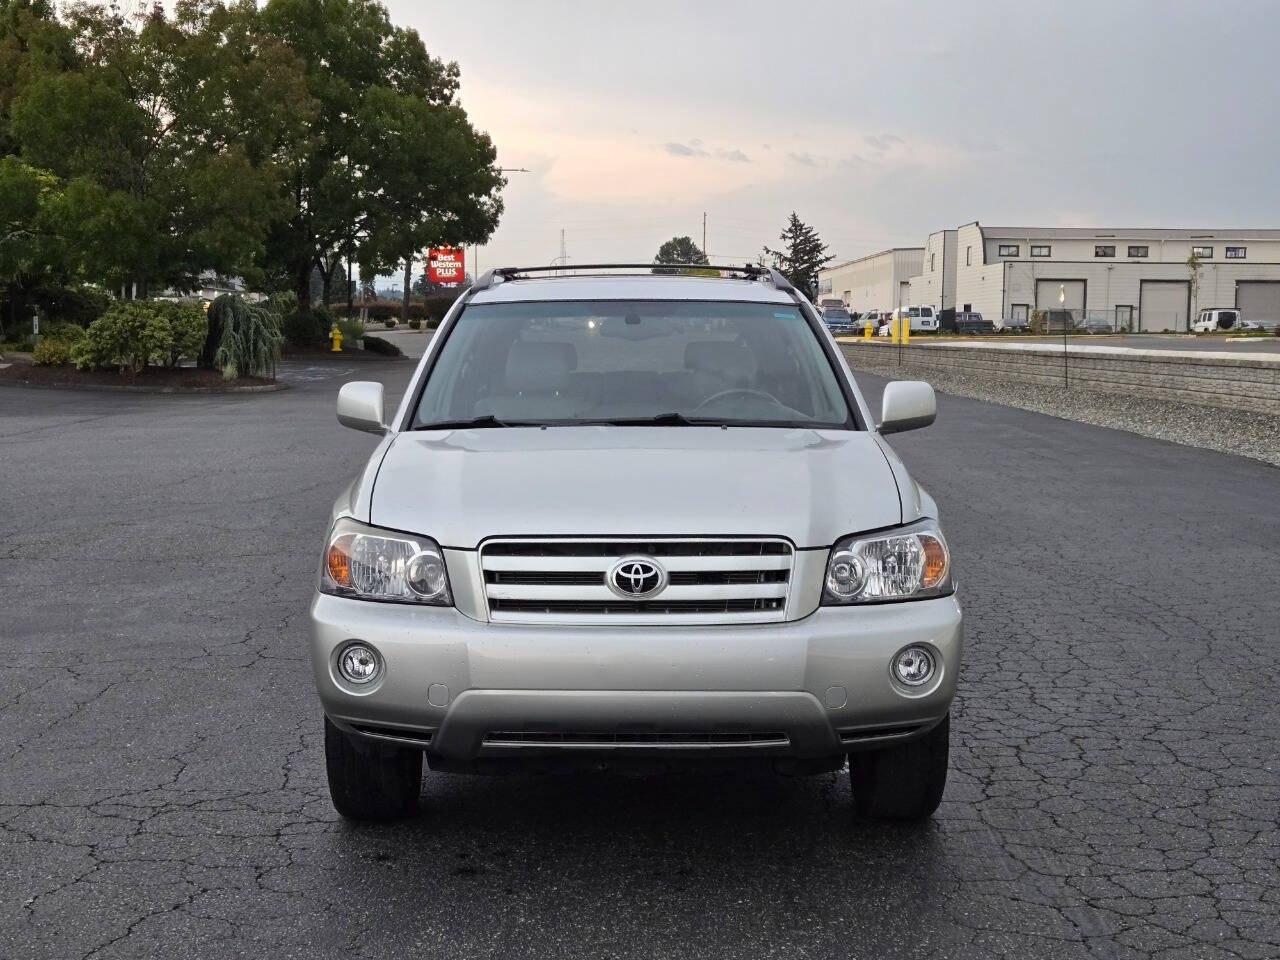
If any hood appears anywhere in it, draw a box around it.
[369,427,903,549]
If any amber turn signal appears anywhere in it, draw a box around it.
[920,534,948,587]
[326,538,352,587]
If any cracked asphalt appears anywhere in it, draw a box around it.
[1,358,1277,959]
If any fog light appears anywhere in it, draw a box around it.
[338,642,381,684]
[893,645,935,687]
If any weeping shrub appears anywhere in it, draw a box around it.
[201,294,282,380]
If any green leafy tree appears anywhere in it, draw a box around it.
[9,2,308,296]
[258,0,502,311]
[0,0,75,158]
[653,236,709,272]
[761,212,835,296]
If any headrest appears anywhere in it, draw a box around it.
[505,341,577,394]
[683,340,756,383]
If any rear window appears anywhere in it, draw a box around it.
[414,300,854,429]
[920,307,934,317]
[822,307,852,321]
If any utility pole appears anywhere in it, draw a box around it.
[473,166,530,275]
[702,212,707,258]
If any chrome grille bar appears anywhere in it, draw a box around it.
[479,537,795,625]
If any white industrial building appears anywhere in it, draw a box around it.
[823,223,1280,330]
[816,247,923,316]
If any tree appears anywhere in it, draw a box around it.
[653,236,709,272]
[257,0,502,313]
[8,2,309,296]
[762,213,835,295]
[1186,252,1202,326]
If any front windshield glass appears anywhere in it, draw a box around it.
[413,300,854,429]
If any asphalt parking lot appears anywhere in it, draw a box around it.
[2,361,1277,960]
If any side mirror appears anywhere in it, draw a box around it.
[337,381,386,434]
[879,380,936,434]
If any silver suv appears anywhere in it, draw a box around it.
[310,264,963,821]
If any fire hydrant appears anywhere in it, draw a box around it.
[863,319,873,340]
[330,324,343,352]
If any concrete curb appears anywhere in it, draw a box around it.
[0,377,289,395]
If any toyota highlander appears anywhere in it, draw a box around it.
[311,263,962,821]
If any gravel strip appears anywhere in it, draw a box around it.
[842,345,1280,467]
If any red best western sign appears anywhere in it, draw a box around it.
[427,247,465,284]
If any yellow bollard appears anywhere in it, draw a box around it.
[902,315,911,344]
[330,325,343,352]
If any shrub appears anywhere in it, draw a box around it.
[383,318,396,328]
[337,318,364,345]
[44,286,111,328]
[407,318,421,330]
[32,337,73,365]
[201,294,282,380]
[361,335,402,357]
[73,301,173,374]
[282,309,327,346]
[153,301,208,367]
[43,322,84,344]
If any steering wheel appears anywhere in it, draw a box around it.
[694,388,783,412]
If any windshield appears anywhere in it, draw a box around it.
[413,300,854,429]
[822,307,852,321]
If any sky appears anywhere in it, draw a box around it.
[387,0,1280,273]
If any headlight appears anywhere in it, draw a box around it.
[320,517,452,606]
[822,520,951,604]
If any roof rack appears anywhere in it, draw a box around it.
[470,263,795,294]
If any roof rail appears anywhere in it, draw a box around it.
[470,262,796,293]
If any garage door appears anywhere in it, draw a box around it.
[1139,281,1189,332]
[1236,282,1280,329]
[1036,280,1084,315]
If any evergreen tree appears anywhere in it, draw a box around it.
[761,213,834,295]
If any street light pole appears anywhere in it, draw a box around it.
[1060,284,1068,388]
[474,166,531,277]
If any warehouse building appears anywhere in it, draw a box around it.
[816,247,923,316]
[951,224,1280,330]
[825,223,1280,330]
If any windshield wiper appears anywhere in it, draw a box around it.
[414,415,522,430]
[593,412,726,427]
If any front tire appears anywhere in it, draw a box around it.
[324,717,422,820]
[849,714,949,821]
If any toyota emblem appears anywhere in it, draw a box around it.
[607,556,667,600]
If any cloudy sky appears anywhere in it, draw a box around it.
[389,0,1280,272]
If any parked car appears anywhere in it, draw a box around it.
[941,311,993,334]
[820,305,857,333]
[1075,316,1114,334]
[314,263,962,822]
[817,297,845,311]
[1192,308,1242,332]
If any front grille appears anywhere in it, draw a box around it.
[484,730,789,745]
[479,537,795,624]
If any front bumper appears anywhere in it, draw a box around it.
[309,593,963,762]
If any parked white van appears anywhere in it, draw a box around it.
[881,306,938,335]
